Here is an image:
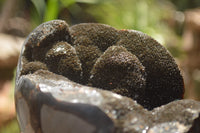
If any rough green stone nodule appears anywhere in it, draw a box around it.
[15,20,200,133]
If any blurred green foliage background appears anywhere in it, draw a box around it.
[0,0,200,132]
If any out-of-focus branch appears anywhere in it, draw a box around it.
[0,33,24,69]
[0,0,18,33]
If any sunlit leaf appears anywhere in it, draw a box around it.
[76,0,107,4]
[60,0,75,7]
[44,0,59,22]
[0,119,20,133]
[31,0,46,20]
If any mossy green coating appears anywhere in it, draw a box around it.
[20,21,184,109]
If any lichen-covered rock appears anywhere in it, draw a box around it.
[15,20,195,133]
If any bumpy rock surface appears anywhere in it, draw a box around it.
[17,20,184,109]
[15,20,199,133]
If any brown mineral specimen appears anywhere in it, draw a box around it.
[18,20,184,109]
[14,20,192,133]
